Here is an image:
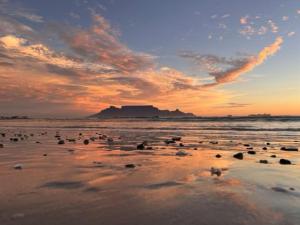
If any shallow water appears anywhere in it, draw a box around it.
[0,118,300,225]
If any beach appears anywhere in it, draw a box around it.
[0,118,300,225]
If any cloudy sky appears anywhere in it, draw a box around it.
[0,0,299,117]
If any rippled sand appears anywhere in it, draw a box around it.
[0,119,300,225]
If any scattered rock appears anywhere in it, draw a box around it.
[233,152,243,160]
[243,144,250,147]
[247,150,256,155]
[125,164,135,168]
[215,154,222,158]
[246,147,253,150]
[280,147,298,151]
[164,139,176,144]
[172,137,181,141]
[210,167,222,176]
[176,150,188,156]
[279,159,291,165]
[107,138,114,144]
[14,164,23,170]
[259,160,268,164]
[262,147,267,150]
[290,187,295,191]
[179,143,184,147]
[137,143,145,150]
[43,154,47,156]
[83,139,89,145]
[0,133,5,137]
[270,154,276,158]
[58,140,65,145]
[210,141,218,144]
[0,143,3,148]
[266,142,270,145]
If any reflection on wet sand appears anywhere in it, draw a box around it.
[0,119,300,225]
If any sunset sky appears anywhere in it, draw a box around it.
[0,0,299,117]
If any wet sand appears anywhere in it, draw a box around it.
[0,119,300,225]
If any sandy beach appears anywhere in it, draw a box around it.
[0,118,299,225]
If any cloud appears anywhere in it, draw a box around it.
[287,31,295,37]
[55,13,155,74]
[240,16,249,25]
[180,37,283,87]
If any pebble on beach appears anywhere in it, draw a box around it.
[279,159,292,165]
[14,164,23,170]
[247,150,256,155]
[176,150,188,156]
[233,152,243,160]
[280,147,298,152]
[137,143,145,150]
[210,167,222,176]
[58,140,65,145]
[125,164,136,168]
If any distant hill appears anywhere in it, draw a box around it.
[89,105,195,118]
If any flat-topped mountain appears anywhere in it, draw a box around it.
[90,105,195,118]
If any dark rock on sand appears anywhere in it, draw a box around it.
[172,137,181,141]
[0,143,3,148]
[280,147,298,151]
[243,144,250,147]
[125,164,136,168]
[176,150,188,156]
[210,167,222,176]
[262,147,267,150]
[215,154,222,158]
[164,139,176,144]
[83,139,89,145]
[233,152,243,160]
[270,154,276,158]
[137,143,145,150]
[43,154,47,156]
[179,143,184,147]
[266,142,270,145]
[58,140,65,145]
[279,159,291,165]
[210,141,218,144]
[247,150,256,155]
[259,160,268,164]
[14,164,22,170]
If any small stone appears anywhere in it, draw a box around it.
[280,147,298,151]
[0,143,3,148]
[137,143,145,150]
[179,143,184,147]
[58,140,65,145]
[83,139,89,145]
[243,144,250,147]
[210,167,222,176]
[43,154,47,156]
[259,160,268,164]
[262,147,267,150]
[193,148,198,150]
[176,150,188,156]
[14,164,23,170]
[125,164,135,168]
[279,159,291,165]
[270,154,276,158]
[247,150,256,155]
[233,152,243,160]
[164,139,175,144]
[246,147,253,150]
[290,187,295,191]
[266,142,270,145]
[215,154,222,158]
[210,141,218,144]
[172,137,181,141]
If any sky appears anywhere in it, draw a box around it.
[0,0,299,117]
